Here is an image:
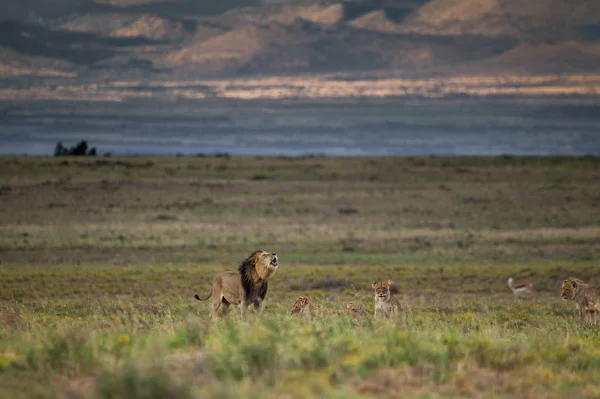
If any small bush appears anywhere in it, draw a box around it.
[54,141,97,157]
[155,214,178,221]
[168,320,208,349]
[26,329,98,375]
[206,322,282,383]
[338,207,359,215]
[96,365,193,399]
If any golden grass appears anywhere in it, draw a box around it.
[1,156,598,264]
[1,156,599,398]
[4,73,600,99]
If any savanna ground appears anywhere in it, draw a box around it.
[1,155,600,398]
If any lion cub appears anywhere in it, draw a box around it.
[346,302,372,319]
[290,295,321,316]
[372,280,400,318]
[561,277,600,324]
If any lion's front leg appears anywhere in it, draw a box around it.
[254,299,265,314]
[240,299,249,321]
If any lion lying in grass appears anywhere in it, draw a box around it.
[195,250,278,320]
[290,295,321,317]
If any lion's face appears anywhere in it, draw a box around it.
[257,250,278,270]
[561,278,580,301]
[252,250,279,279]
[290,296,309,315]
[372,280,392,302]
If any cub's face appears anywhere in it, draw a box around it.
[372,280,392,302]
[561,279,580,301]
[290,296,308,315]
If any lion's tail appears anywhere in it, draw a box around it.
[194,293,211,301]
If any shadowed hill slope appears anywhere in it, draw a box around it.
[1,0,599,78]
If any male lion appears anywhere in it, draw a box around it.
[561,277,600,324]
[194,250,278,320]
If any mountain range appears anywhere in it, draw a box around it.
[1,0,600,79]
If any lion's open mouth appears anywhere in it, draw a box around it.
[271,257,278,268]
[378,294,386,298]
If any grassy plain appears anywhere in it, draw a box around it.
[1,155,600,398]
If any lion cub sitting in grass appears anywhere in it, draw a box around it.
[290,295,321,316]
[372,280,400,318]
[561,277,600,324]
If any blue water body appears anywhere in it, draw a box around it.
[1,99,599,156]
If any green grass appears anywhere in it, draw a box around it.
[1,155,599,264]
[1,155,600,398]
[2,287,600,398]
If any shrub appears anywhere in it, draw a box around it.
[95,364,193,399]
[54,141,97,157]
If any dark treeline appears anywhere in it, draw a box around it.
[54,140,97,156]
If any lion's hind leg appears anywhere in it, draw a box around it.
[211,295,222,318]
[219,298,231,316]
[589,308,599,325]
[211,295,232,317]
[582,308,594,324]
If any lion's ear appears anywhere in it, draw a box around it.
[572,281,578,289]
[386,280,392,286]
[372,282,377,289]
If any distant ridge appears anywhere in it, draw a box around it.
[0,0,599,79]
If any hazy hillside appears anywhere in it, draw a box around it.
[1,0,599,79]
[400,0,600,41]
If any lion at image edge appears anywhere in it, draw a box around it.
[195,250,278,320]
[561,277,600,324]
